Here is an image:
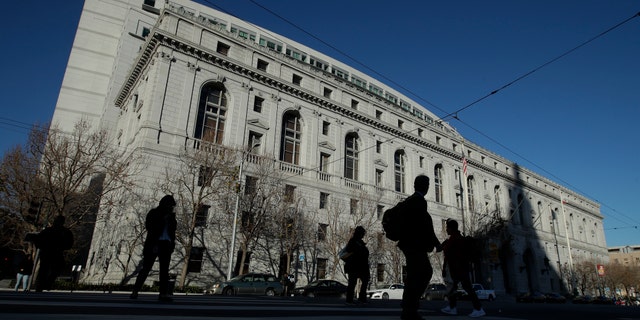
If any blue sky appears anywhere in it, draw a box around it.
[1,1,639,247]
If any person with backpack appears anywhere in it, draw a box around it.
[440,219,485,317]
[342,226,370,305]
[397,175,442,320]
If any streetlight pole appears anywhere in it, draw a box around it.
[227,142,260,280]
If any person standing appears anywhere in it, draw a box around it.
[440,219,485,317]
[34,215,74,292]
[130,195,177,302]
[398,175,441,320]
[343,226,370,305]
[14,253,34,292]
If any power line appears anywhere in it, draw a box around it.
[440,11,640,122]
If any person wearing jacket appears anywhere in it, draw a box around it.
[131,195,177,302]
[440,219,485,317]
[343,226,370,304]
[398,175,442,320]
[34,215,74,292]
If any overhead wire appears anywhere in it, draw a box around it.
[201,1,640,230]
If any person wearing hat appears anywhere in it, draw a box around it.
[131,195,177,302]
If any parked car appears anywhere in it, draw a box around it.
[545,292,567,303]
[592,295,615,305]
[204,273,283,296]
[294,279,347,298]
[516,291,546,303]
[367,283,404,300]
[458,284,496,301]
[572,295,593,304]
[422,283,449,301]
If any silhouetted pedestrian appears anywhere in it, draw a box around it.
[440,219,485,317]
[343,226,370,304]
[130,195,177,302]
[34,215,74,292]
[14,252,34,292]
[398,175,441,320]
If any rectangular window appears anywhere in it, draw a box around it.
[316,258,327,279]
[376,141,382,154]
[398,120,404,129]
[320,153,330,172]
[285,185,296,203]
[368,83,383,96]
[187,247,204,273]
[198,166,212,187]
[400,100,411,111]
[320,192,329,209]
[195,204,210,227]
[253,96,264,113]
[323,87,332,98]
[350,75,366,88]
[350,199,358,215]
[377,205,384,219]
[248,132,262,154]
[331,67,349,80]
[285,47,307,62]
[385,93,398,104]
[257,59,268,71]
[245,176,257,195]
[351,99,359,110]
[292,74,302,86]
[317,223,328,241]
[259,37,282,52]
[216,42,230,56]
[375,110,382,120]
[375,169,383,186]
[322,121,329,135]
[419,156,424,168]
[376,263,385,282]
[309,57,329,71]
[418,128,423,137]
[141,27,150,38]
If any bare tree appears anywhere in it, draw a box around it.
[1,121,142,273]
[157,143,238,288]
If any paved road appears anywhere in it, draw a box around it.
[0,290,637,320]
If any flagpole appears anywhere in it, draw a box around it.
[559,190,576,293]
[460,140,468,233]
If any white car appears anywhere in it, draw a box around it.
[367,283,404,300]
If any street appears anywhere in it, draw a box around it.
[0,290,638,320]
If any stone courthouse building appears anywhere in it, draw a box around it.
[50,0,608,295]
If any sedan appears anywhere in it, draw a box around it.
[422,283,449,301]
[368,283,404,300]
[545,292,567,303]
[204,273,283,296]
[294,279,347,298]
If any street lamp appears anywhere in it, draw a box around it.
[227,141,260,280]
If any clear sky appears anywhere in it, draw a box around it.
[1,1,639,247]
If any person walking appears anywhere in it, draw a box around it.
[343,226,370,305]
[14,253,34,292]
[440,219,485,317]
[398,175,442,320]
[130,195,177,302]
[34,215,74,292]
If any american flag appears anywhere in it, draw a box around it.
[462,157,468,176]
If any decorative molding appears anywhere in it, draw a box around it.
[247,119,269,130]
[318,141,336,151]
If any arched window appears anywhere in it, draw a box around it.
[280,111,301,164]
[394,150,406,193]
[494,185,501,214]
[344,133,359,180]
[194,82,227,144]
[466,176,475,212]
[434,164,444,203]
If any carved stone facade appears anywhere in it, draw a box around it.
[51,0,607,295]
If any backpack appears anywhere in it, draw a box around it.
[382,199,409,241]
